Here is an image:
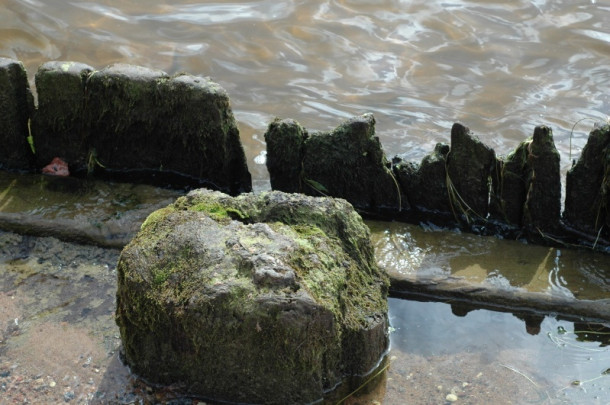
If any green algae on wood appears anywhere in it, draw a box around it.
[393,142,450,215]
[522,126,561,233]
[116,189,389,404]
[446,123,496,222]
[264,118,307,193]
[490,140,530,227]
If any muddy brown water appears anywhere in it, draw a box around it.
[1,1,610,403]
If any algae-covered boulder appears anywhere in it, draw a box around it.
[265,113,401,214]
[564,124,610,237]
[0,58,35,170]
[85,64,251,193]
[33,61,94,170]
[116,190,389,404]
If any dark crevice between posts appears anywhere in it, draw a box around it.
[265,114,610,253]
[0,58,252,195]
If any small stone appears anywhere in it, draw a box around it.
[42,157,70,177]
[446,393,458,402]
[49,381,56,387]
[64,391,75,402]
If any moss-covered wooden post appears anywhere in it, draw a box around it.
[393,143,450,215]
[490,141,529,227]
[33,61,94,172]
[447,123,496,221]
[265,113,401,214]
[523,125,561,233]
[564,124,610,239]
[264,118,307,193]
[0,58,35,170]
[158,73,252,195]
[84,64,251,193]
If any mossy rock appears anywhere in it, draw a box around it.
[116,189,389,404]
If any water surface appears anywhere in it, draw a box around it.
[1,0,609,186]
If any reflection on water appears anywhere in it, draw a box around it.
[370,220,610,300]
[382,299,610,404]
[0,171,181,247]
[1,0,609,186]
